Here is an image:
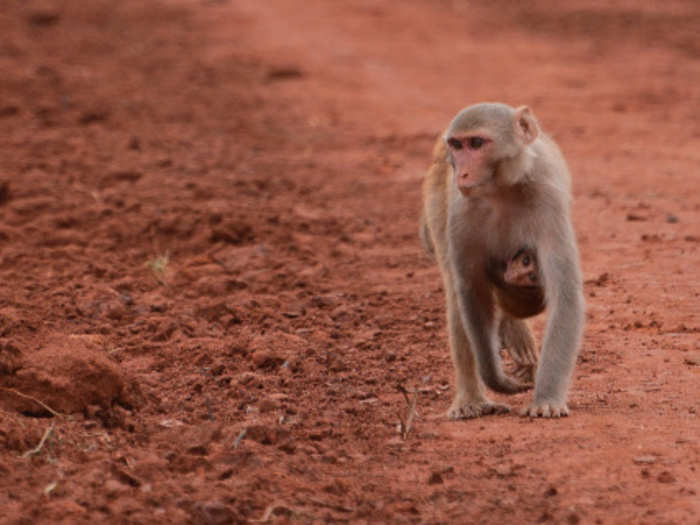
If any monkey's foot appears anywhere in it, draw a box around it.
[520,401,569,418]
[447,400,511,420]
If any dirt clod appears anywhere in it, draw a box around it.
[1,334,139,416]
[428,471,443,484]
[657,471,676,483]
[194,501,240,525]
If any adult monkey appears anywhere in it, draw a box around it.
[421,102,584,418]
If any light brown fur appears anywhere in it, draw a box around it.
[421,103,584,418]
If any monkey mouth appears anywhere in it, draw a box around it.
[456,174,483,192]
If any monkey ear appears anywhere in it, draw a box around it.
[514,106,539,144]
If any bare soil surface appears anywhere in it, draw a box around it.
[0,1,698,523]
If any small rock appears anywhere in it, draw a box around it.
[187,445,208,456]
[209,222,253,245]
[110,170,142,183]
[0,106,19,119]
[494,465,513,478]
[245,424,289,446]
[567,513,581,524]
[278,441,296,455]
[633,456,657,464]
[321,453,338,464]
[258,398,278,413]
[657,471,676,483]
[428,471,443,485]
[0,181,10,205]
[265,66,304,82]
[27,11,60,26]
[683,354,700,366]
[159,419,184,428]
[248,333,305,370]
[251,350,286,370]
[112,466,142,488]
[585,272,610,287]
[78,109,109,125]
[194,501,239,525]
[268,393,289,402]
[104,479,128,497]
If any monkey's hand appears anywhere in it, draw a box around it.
[510,363,535,384]
[520,401,569,418]
[508,343,538,367]
[506,347,537,384]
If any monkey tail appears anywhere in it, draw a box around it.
[477,346,532,394]
[419,213,435,258]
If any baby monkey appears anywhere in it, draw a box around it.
[504,248,539,287]
[501,247,541,384]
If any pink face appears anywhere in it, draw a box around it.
[445,134,492,192]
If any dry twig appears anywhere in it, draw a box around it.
[396,384,418,440]
[250,502,294,522]
[23,422,56,458]
[233,428,247,448]
[0,387,65,418]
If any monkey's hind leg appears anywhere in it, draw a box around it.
[446,290,511,419]
[499,317,538,384]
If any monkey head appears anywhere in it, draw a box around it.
[504,248,539,287]
[444,103,540,193]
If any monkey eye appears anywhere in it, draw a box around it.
[521,255,530,266]
[469,137,487,149]
[446,137,462,150]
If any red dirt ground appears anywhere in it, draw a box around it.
[0,1,698,523]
